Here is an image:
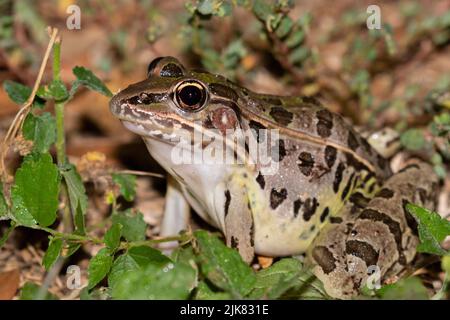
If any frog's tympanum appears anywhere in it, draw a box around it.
[110,57,438,299]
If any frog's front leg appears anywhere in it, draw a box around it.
[308,160,439,299]
[159,176,190,252]
[221,168,256,264]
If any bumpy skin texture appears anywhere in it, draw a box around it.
[308,160,438,299]
[110,56,438,299]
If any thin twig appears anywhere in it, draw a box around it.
[115,169,165,178]
[0,27,59,180]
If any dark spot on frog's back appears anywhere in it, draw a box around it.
[349,192,370,208]
[416,188,427,204]
[298,152,314,176]
[347,131,359,151]
[248,120,266,143]
[312,246,336,274]
[274,139,286,162]
[358,209,403,253]
[270,188,288,210]
[293,199,303,218]
[375,188,394,199]
[333,163,345,193]
[209,83,238,102]
[345,240,379,267]
[303,197,319,221]
[329,216,343,224]
[324,146,337,168]
[269,106,294,126]
[316,109,333,138]
[256,172,265,189]
[320,207,330,222]
[341,172,355,200]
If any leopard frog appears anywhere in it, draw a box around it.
[110,57,438,298]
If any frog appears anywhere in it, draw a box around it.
[109,56,438,299]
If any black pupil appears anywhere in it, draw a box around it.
[179,85,202,107]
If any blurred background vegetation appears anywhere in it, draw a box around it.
[0,0,449,299]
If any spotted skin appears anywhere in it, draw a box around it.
[308,160,438,299]
[110,56,438,300]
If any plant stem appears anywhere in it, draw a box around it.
[20,222,189,249]
[51,37,72,235]
[53,38,66,166]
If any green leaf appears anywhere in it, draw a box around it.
[275,16,293,38]
[104,223,122,251]
[4,80,31,104]
[108,245,171,289]
[111,260,196,299]
[22,113,57,153]
[20,282,58,300]
[377,277,429,300]
[42,238,63,270]
[128,245,171,266]
[3,80,45,108]
[88,247,114,290]
[72,66,112,97]
[60,164,87,234]
[108,254,140,290]
[11,153,60,227]
[407,203,450,255]
[111,210,147,242]
[252,0,273,21]
[248,258,327,299]
[286,29,305,48]
[249,258,301,299]
[400,129,426,151]
[112,173,136,202]
[194,230,256,297]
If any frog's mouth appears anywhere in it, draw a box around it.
[121,120,182,145]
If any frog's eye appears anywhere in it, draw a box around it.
[173,80,208,112]
[147,56,185,78]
